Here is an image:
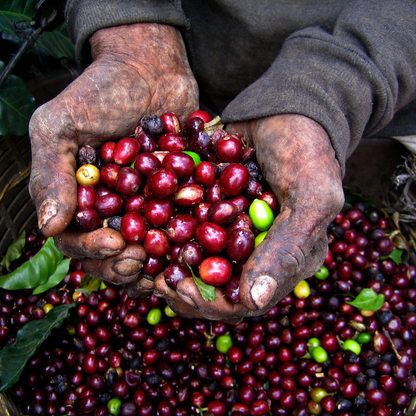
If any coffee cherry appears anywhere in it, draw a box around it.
[142,229,170,257]
[74,208,101,232]
[76,164,100,186]
[219,163,249,196]
[120,212,147,244]
[113,138,140,165]
[249,199,274,232]
[162,151,194,177]
[199,257,232,286]
[101,141,116,164]
[115,167,142,196]
[196,222,228,254]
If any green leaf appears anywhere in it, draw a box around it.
[0,230,26,271]
[35,22,75,61]
[185,264,217,302]
[0,303,76,391]
[0,61,36,136]
[75,274,101,297]
[32,258,71,294]
[343,186,373,210]
[346,288,385,311]
[381,248,403,265]
[193,276,217,302]
[0,0,37,35]
[0,238,63,290]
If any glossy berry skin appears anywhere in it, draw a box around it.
[120,212,147,244]
[147,168,178,199]
[196,222,228,254]
[173,184,204,207]
[166,215,199,245]
[219,163,249,196]
[124,194,147,214]
[189,131,212,157]
[113,137,140,165]
[367,388,387,406]
[74,208,101,232]
[76,164,100,186]
[134,153,161,177]
[100,141,116,164]
[216,136,243,163]
[199,257,232,286]
[160,112,181,134]
[208,201,239,226]
[143,229,170,257]
[77,185,96,210]
[162,151,194,177]
[115,167,142,196]
[143,198,174,228]
[227,228,255,261]
[188,110,212,123]
[94,194,123,218]
[158,133,186,152]
[164,263,193,290]
[195,161,216,186]
[182,116,205,138]
[178,242,203,268]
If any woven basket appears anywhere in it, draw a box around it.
[0,135,35,263]
[0,66,78,275]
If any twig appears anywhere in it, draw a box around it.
[0,166,31,203]
[382,326,402,361]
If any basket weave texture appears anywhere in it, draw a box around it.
[0,135,36,270]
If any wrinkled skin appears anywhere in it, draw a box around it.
[154,114,344,323]
[29,22,344,319]
[29,23,198,285]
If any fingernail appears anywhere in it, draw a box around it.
[38,199,58,230]
[250,275,278,309]
[113,259,142,276]
[176,291,197,309]
[97,248,121,258]
[153,290,165,298]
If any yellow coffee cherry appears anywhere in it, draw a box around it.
[293,280,311,299]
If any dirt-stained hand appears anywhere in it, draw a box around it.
[29,23,199,286]
[155,114,344,322]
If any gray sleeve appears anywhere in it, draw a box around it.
[65,0,189,67]
[221,0,416,176]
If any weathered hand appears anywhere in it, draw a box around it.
[29,23,198,285]
[155,114,344,322]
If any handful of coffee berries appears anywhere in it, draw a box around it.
[74,111,279,301]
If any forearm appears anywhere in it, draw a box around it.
[65,0,189,67]
[222,0,416,176]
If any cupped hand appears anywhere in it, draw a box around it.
[29,23,199,285]
[155,114,344,323]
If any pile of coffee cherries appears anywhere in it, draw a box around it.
[0,195,415,416]
[73,111,278,296]
[0,111,416,416]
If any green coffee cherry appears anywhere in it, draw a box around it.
[249,199,274,231]
[216,334,233,354]
[164,304,177,318]
[307,338,321,354]
[311,346,328,363]
[356,332,372,344]
[310,387,328,403]
[254,231,268,248]
[343,339,361,355]
[107,398,122,415]
[147,308,162,325]
[314,266,329,280]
